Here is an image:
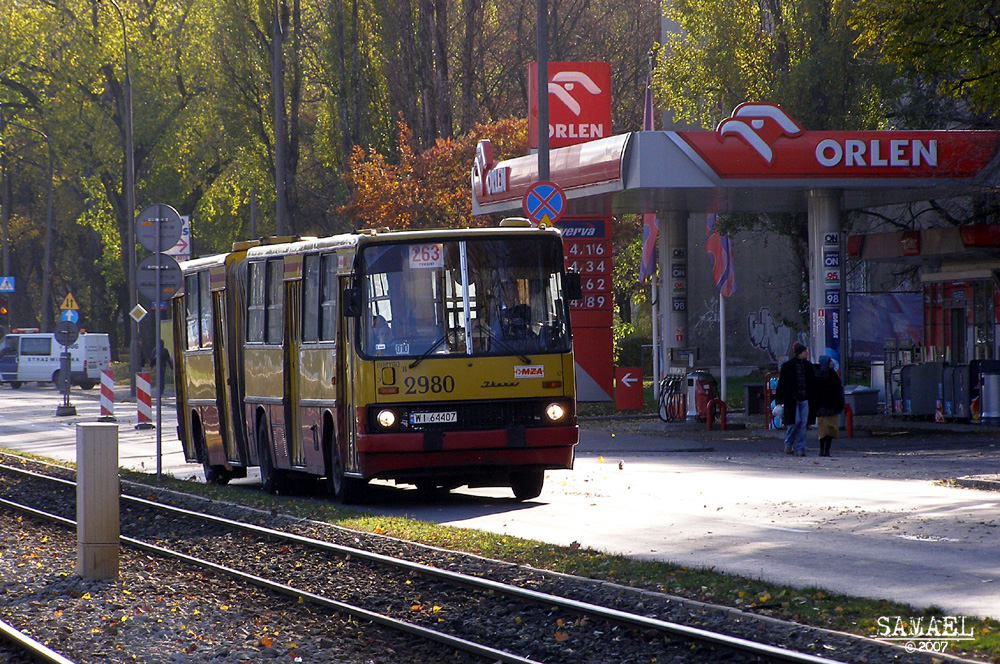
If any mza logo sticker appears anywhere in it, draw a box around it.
[514,365,544,379]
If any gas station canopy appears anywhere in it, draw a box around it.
[472,103,999,217]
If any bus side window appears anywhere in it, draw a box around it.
[185,274,200,350]
[302,255,320,343]
[320,254,338,341]
[247,262,266,344]
[265,259,284,344]
[199,271,213,347]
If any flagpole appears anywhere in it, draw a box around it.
[651,269,660,388]
[719,288,726,406]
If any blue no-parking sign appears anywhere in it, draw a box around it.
[522,181,566,225]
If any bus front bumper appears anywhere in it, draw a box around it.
[355,425,578,479]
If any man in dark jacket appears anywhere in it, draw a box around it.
[775,341,815,456]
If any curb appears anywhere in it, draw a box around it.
[953,475,1000,492]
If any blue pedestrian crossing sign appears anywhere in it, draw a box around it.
[0,277,13,293]
[522,181,566,225]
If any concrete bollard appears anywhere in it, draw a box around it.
[76,423,119,580]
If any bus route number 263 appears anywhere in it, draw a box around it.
[404,374,456,395]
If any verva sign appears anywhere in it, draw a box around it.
[679,103,998,179]
[528,62,612,149]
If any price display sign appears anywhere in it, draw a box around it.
[555,216,614,333]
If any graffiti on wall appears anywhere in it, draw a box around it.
[747,306,801,362]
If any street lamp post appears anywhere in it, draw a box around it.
[5,121,53,331]
[104,0,138,397]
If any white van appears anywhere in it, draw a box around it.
[0,331,111,389]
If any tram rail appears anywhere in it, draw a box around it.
[0,453,941,664]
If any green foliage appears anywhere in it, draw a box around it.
[852,0,1000,120]
[655,0,893,131]
[612,322,636,365]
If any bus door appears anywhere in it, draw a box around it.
[284,270,305,469]
[212,289,240,465]
[339,275,360,476]
[298,252,340,476]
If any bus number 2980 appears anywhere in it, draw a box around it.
[404,375,456,394]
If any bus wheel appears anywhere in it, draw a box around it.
[195,425,229,486]
[8,382,22,389]
[510,470,544,501]
[329,453,366,504]
[257,419,281,495]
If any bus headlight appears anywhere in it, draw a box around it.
[376,409,397,429]
[544,402,567,423]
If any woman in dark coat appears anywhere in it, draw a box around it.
[775,341,816,456]
[813,355,845,457]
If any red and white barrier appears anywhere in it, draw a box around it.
[136,372,153,429]
[99,370,116,421]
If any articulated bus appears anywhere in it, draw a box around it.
[173,221,581,502]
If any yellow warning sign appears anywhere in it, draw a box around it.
[60,293,79,311]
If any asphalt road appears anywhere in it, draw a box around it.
[2,385,998,622]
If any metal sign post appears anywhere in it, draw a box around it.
[136,204,182,481]
[54,318,80,416]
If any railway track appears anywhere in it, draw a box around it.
[0,454,955,664]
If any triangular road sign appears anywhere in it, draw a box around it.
[60,293,79,311]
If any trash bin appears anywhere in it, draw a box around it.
[686,369,716,421]
[980,360,1000,425]
[744,383,765,416]
[843,385,878,416]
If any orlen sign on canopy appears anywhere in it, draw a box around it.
[678,102,996,179]
[528,62,612,149]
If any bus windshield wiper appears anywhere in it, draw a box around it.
[480,324,531,364]
[408,333,450,369]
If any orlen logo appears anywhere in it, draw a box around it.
[717,103,803,164]
[514,365,544,379]
[529,62,612,149]
[677,102,997,179]
[471,140,510,199]
[549,71,603,116]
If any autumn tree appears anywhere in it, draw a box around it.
[340,117,526,229]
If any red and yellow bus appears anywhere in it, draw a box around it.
[174,222,580,501]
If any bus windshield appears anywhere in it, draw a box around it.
[359,237,571,359]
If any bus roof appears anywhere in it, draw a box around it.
[243,225,564,260]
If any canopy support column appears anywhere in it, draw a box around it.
[807,189,845,370]
[658,210,689,372]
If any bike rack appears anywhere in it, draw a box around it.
[705,398,726,431]
[764,371,779,429]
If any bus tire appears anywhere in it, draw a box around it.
[330,453,366,504]
[8,382,22,389]
[510,469,544,501]
[195,422,229,486]
[257,418,282,495]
